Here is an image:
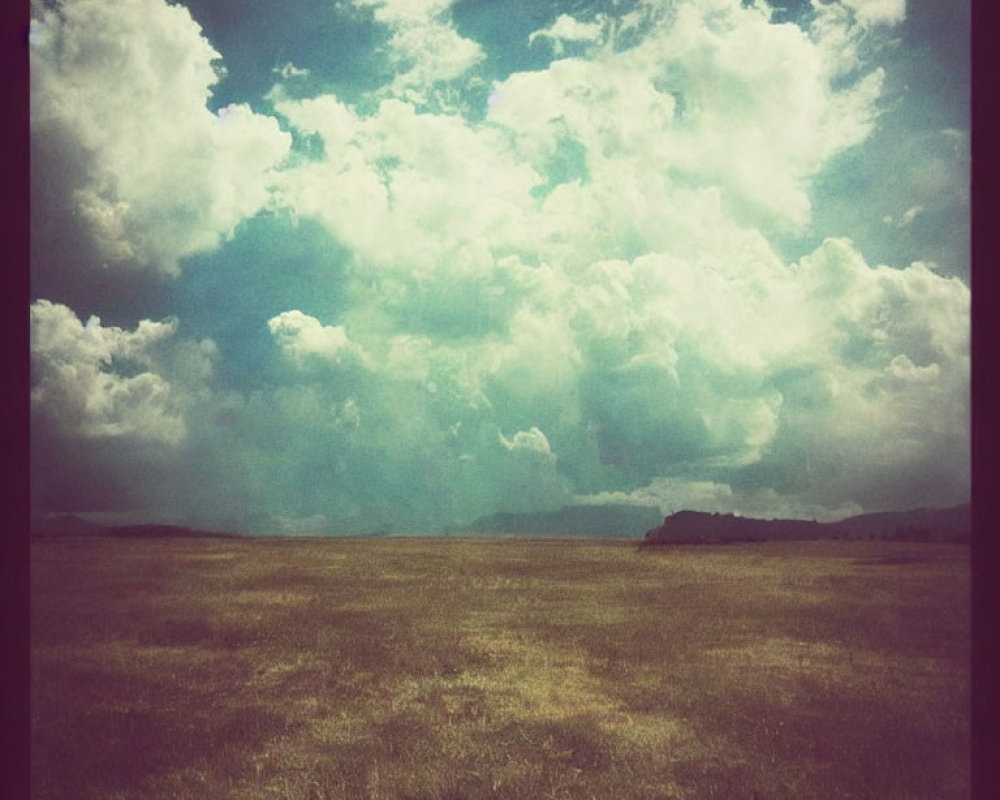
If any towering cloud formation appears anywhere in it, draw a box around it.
[30,0,291,276]
[30,0,969,532]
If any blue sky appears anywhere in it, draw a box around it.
[30,0,969,533]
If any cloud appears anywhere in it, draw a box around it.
[529,13,607,55]
[270,92,540,280]
[883,205,923,228]
[30,299,212,444]
[268,310,368,368]
[252,0,966,525]
[807,0,905,78]
[499,427,557,461]
[29,0,967,529]
[275,0,890,286]
[575,476,864,522]
[840,0,907,28]
[350,0,484,103]
[275,62,311,79]
[30,0,291,275]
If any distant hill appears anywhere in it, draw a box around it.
[643,504,970,545]
[32,516,242,539]
[102,524,244,539]
[454,503,663,538]
[829,506,970,542]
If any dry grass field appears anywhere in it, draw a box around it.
[31,536,969,800]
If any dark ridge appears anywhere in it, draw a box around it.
[642,504,970,546]
[32,517,243,540]
[453,504,663,538]
[103,525,245,540]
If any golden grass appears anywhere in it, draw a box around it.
[31,537,969,799]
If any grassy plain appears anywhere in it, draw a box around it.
[31,536,969,800]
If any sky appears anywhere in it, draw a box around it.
[29,0,970,534]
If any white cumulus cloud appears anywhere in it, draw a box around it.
[30,299,210,444]
[268,310,368,368]
[30,0,291,275]
[529,13,607,54]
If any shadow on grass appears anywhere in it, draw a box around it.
[32,662,293,800]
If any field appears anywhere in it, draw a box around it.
[31,536,970,800]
